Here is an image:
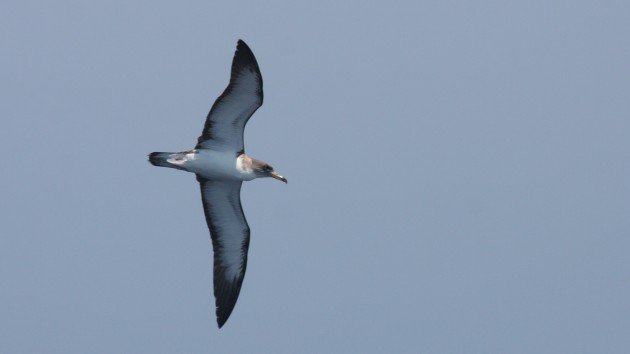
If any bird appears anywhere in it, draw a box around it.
[148,40,286,328]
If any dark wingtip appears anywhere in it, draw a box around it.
[216,304,233,329]
[232,39,258,71]
[236,39,250,53]
[217,316,227,328]
[213,276,245,329]
[236,39,248,49]
[235,40,253,59]
[215,291,239,329]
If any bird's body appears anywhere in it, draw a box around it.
[151,150,260,181]
[148,40,286,328]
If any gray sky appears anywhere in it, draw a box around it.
[2,1,629,353]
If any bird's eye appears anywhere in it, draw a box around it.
[265,165,273,171]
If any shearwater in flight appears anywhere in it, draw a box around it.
[148,40,286,328]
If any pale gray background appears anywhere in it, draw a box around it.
[1,1,629,353]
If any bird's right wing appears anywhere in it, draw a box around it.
[196,40,263,153]
[198,177,250,328]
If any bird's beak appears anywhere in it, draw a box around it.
[270,171,287,184]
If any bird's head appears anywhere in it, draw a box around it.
[254,161,287,183]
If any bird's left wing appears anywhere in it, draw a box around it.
[198,177,250,328]
[196,40,263,152]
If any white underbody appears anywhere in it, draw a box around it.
[167,149,256,181]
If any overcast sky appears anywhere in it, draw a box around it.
[1,1,629,353]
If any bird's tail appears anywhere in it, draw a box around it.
[148,152,186,171]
